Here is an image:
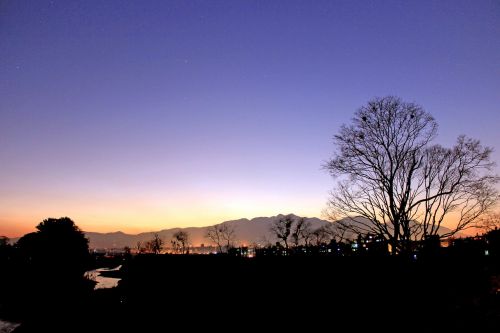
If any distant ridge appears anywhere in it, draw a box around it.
[84,214,455,249]
[85,214,331,249]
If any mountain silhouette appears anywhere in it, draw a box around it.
[83,214,455,249]
[86,214,330,248]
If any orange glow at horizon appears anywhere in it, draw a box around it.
[1,209,488,239]
[0,190,323,238]
[1,182,495,239]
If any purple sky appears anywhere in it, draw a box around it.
[1,0,499,236]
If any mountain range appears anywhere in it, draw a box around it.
[86,214,331,249]
[85,214,455,249]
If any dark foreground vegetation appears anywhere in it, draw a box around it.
[2,245,500,332]
[122,254,500,330]
[1,218,500,333]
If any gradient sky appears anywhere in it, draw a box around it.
[1,0,499,237]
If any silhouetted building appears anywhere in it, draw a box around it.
[485,228,500,257]
[228,246,249,257]
[418,235,442,257]
[350,233,389,256]
[449,236,486,257]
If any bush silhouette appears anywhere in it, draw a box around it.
[17,217,91,276]
[15,217,93,325]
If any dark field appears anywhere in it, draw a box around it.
[2,253,500,332]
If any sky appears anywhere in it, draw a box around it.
[1,0,499,237]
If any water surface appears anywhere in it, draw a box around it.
[86,265,122,289]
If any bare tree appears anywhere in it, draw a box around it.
[205,224,236,253]
[291,218,312,247]
[145,233,163,254]
[311,226,330,246]
[270,215,295,250]
[136,241,145,254]
[325,223,348,243]
[325,96,499,253]
[478,212,500,232]
[206,225,224,253]
[171,231,190,254]
[311,224,346,246]
[302,226,314,247]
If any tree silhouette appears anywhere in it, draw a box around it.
[270,215,294,250]
[205,224,236,253]
[0,236,11,263]
[136,240,146,254]
[308,223,346,246]
[478,212,500,232]
[325,96,499,253]
[145,233,163,254]
[0,236,9,248]
[17,217,91,276]
[291,218,312,247]
[171,231,190,254]
[14,217,93,322]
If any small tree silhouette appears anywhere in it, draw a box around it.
[270,215,294,250]
[291,218,312,247]
[171,231,190,254]
[205,224,236,253]
[0,236,9,247]
[145,233,163,254]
